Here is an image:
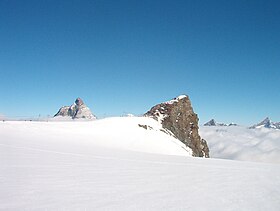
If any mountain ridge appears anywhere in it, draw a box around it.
[204,119,237,126]
[249,117,280,129]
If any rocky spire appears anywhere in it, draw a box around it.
[145,95,209,158]
[54,98,96,120]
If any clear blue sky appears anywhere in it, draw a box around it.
[0,0,279,125]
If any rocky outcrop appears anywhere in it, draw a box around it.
[54,98,96,120]
[145,95,209,158]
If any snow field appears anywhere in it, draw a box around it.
[0,117,280,210]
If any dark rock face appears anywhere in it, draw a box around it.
[54,98,96,120]
[145,95,209,158]
[75,98,84,106]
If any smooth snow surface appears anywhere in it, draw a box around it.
[200,126,280,163]
[0,117,192,157]
[1,118,280,210]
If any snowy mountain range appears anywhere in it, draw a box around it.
[204,119,237,126]
[249,117,280,129]
[204,117,280,129]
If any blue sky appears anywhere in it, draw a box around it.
[0,0,279,125]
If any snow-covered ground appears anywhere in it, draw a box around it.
[200,126,280,164]
[1,117,280,210]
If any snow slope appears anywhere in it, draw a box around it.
[200,126,280,163]
[1,118,280,210]
[0,117,191,156]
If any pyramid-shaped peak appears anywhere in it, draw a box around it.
[249,117,276,129]
[54,98,96,120]
[258,117,272,128]
[204,119,217,126]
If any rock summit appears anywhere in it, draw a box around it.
[145,95,209,157]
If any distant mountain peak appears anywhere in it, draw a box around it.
[54,97,96,120]
[259,117,271,126]
[204,119,229,126]
[250,117,279,129]
[204,119,217,126]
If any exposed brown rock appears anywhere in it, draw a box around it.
[138,124,153,130]
[145,95,209,158]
